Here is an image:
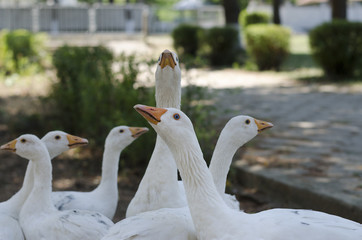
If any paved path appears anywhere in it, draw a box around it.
[193,73,362,223]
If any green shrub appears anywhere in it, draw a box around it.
[239,10,270,29]
[205,26,240,66]
[245,24,290,70]
[48,46,155,168]
[0,31,10,75]
[172,24,204,57]
[309,20,362,77]
[0,29,47,75]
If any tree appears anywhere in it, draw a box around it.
[272,0,281,24]
[330,0,347,20]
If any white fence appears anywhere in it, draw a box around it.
[0,4,149,33]
[247,2,362,33]
[0,4,225,34]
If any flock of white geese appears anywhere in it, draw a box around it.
[0,50,361,240]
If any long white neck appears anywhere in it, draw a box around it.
[132,135,181,199]
[164,130,230,232]
[0,162,34,219]
[21,150,55,217]
[95,145,122,196]
[155,67,181,109]
[129,66,183,212]
[209,130,246,196]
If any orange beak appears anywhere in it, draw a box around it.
[134,104,168,125]
[254,119,273,132]
[159,49,176,69]
[0,139,17,152]
[66,135,89,149]
[129,127,149,138]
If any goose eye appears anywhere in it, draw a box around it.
[175,56,179,62]
[20,139,26,143]
[119,129,124,133]
[158,56,161,62]
[245,119,250,125]
[173,113,180,120]
[55,135,61,140]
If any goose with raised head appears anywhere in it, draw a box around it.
[51,126,148,219]
[0,131,88,240]
[1,134,114,240]
[135,104,362,240]
[102,113,273,240]
[208,115,273,209]
[126,50,187,217]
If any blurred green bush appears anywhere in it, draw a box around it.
[245,24,290,70]
[309,20,362,77]
[239,10,270,29]
[0,29,47,76]
[48,46,156,168]
[205,26,240,66]
[172,24,242,67]
[172,24,204,57]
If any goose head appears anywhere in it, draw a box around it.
[221,115,273,147]
[156,49,180,71]
[155,49,181,109]
[41,131,88,159]
[105,126,149,150]
[1,134,47,161]
[134,105,194,147]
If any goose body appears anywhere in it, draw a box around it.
[102,207,196,240]
[135,105,362,240]
[126,50,187,217]
[0,215,23,240]
[51,126,148,219]
[0,131,88,240]
[1,134,114,240]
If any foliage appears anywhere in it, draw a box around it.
[172,24,204,57]
[245,24,290,71]
[0,30,12,76]
[48,46,156,168]
[0,29,47,76]
[239,10,270,29]
[309,20,362,77]
[205,26,240,66]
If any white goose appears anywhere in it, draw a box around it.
[0,131,88,240]
[102,113,273,240]
[126,50,187,217]
[1,134,114,240]
[51,126,148,219]
[135,105,362,240]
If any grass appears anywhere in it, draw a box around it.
[280,34,362,83]
[281,34,319,71]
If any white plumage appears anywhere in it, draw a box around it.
[102,207,196,240]
[135,105,362,240]
[2,134,114,240]
[102,113,273,240]
[51,126,148,219]
[0,130,88,240]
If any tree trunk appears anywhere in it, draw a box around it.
[221,0,243,48]
[273,0,281,24]
[331,0,347,20]
[222,0,241,25]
